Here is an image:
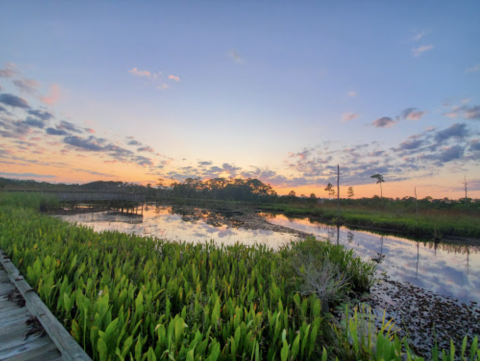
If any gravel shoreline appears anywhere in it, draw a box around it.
[365,275,480,359]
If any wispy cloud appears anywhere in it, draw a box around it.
[347,91,356,97]
[64,135,107,151]
[371,117,396,128]
[465,63,480,74]
[341,112,359,122]
[0,63,18,78]
[28,109,54,121]
[229,50,244,64]
[129,67,174,90]
[129,68,152,77]
[13,79,40,94]
[127,139,142,146]
[412,30,428,42]
[0,93,30,109]
[137,146,155,153]
[72,168,115,177]
[198,161,212,167]
[443,103,480,121]
[412,45,434,57]
[465,106,480,120]
[46,128,69,136]
[401,108,425,120]
[24,117,46,129]
[0,171,56,179]
[57,120,83,134]
[280,122,479,188]
[40,84,61,105]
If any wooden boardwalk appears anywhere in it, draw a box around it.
[0,252,91,361]
[2,189,146,203]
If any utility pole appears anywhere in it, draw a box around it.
[337,164,340,222]
[415,187,418,223]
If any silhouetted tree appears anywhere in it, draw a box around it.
[156,178,164,189]
[348,186,354,198]
[324,183,333,199]
[370,174,385,198]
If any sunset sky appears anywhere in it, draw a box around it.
[1,1,479,199]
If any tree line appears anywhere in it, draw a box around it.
[1,176,478,211]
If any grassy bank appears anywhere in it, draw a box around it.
[260,203,480,239]
[0,194,478,360]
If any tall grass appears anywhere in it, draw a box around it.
[0,191,59,211]
[0,195,478,360]
[260,203,480,238]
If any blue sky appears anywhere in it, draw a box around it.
[1,1,479,198]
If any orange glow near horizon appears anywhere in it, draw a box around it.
[3,158,477,201]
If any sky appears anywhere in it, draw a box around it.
[0,1,479,199]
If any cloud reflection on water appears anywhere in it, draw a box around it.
[58,207,480,304]
[266,214,480,304]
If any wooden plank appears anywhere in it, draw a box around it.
[0,284,15,297]
[0,322,28,338]
[0,251,92,361]
[21,297,90,361]
[0,335,52,359]
[0,326,44,352]
[0,296,18,305]
[4,341,61,361]
[0,302,21,313]
[0,307,29,322]
[0,310,30,327]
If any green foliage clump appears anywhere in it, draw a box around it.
[277,238,377,311]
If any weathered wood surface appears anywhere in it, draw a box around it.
[0,251,92,361]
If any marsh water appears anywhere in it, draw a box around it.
[57,204,480,305]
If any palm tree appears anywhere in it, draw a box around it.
[370,174,385,198]
[324,183,333,199]
[348,186,354,198]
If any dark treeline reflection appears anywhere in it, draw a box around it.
[157,204,245,229]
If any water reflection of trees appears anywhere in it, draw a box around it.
[160,205,244,229]
[347,231,354,243]
[154,205,480,256]
[424,241,480,254]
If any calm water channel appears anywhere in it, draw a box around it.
[57,204,480,304]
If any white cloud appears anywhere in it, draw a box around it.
[412,31,427,42]
[129,68,152,77]
[129,67,174,90]
[465,63,480,74]
[341,112,359,122]
[0,63,18,78]
[412,45,434,57]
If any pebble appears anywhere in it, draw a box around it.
[364,276,480,359]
